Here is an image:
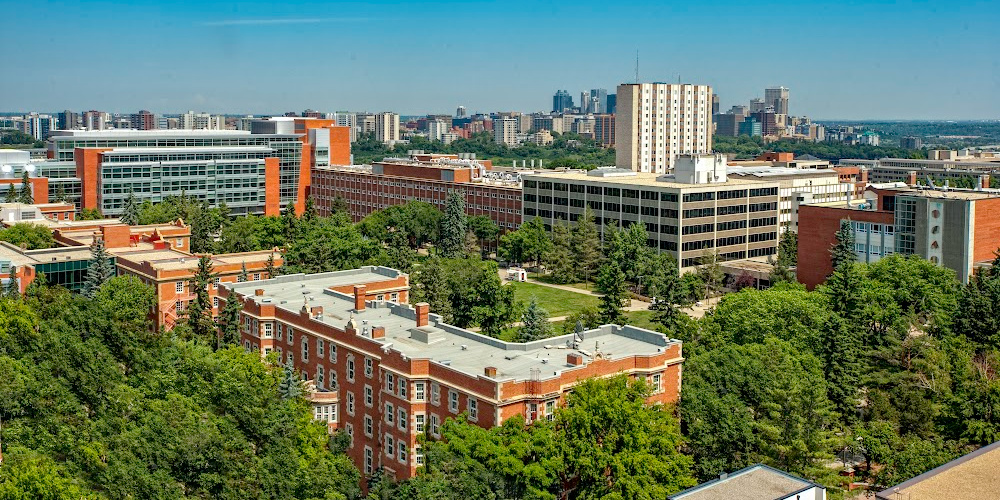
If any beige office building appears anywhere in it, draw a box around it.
[374,112,400,144]
[615,83,714,174]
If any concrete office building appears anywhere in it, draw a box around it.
[427,120,448,142]
[840,155,1000,188]
[615,83,714,174]
[523,154,780,269]
[765,86,790,115]
[374,113,401,144]
[749,98,766,113]
[716,113,744,137]
[310,153,523,231]
[493,118,518,146]
[725,165,854,231]
[223,267,684,481]
[40,118,349,216]
[797,184,1000,288]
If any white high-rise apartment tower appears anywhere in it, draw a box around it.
[374,112,400,144]
[615,82,714,174]
[765,86,789,115]
[493,118,518,146]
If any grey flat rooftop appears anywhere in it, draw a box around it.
[525,170,775,189]
[669,465,818,500]
[726,166,840,178]
[226,267,678,383]
[101,146,273,155]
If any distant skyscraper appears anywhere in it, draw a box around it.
[428,120,448,142]
[552,90,574,113]
[374,112,400,144]
[607,94,616,114]
[615,82,714,174]
[587,89,609,114]
[130,110,156,130]
[900,136,922,149]
[83,110,107,130]
[749,98,766,113]
[57,110,78,130]
[716,113,744,137]
[493,118,518,146]
[765,86,789,115]
[456,106,467,118]
[728,105,749,118]
[711,94,720,115]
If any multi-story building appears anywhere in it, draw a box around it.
[58,110,79,130]
[615,82,714,174]
[751,110,780,137]
[83,110,108,130]
[129,110,157,131]
[222,267,684,481]
[749,98,766,113]
[427,120,449,142]
[179,111,225,130]
[716,113,744,137]
[900,136,923,149]
[594,114,615,147]
[493,118,518,146]
[606,94,616,114]
[841,154,1000,188]
[456,106,467,118]
[374,113,401,144]
[764,86,789,115]
[22,113,57,140]
[523,154,781,269]
[739,118,762,137]
[725,165,854,231]
[797,184,1000,288]
[310,153,523,231]
[711,94,720,115]
[39,118,349,216]
[552,90,574,113]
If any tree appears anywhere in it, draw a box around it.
[54,184,67,203]
[79,207,103,220]
[265,252,278,278]
[831,219,856,271]
[519,217,551,268]
[82,237,115,298]
[120,189,140,225]
[518,297,552,342]
[468,215,499,255]
[572,206,601,283]
[439,190,468,258]
[303,196,318,221]
[545,219,575,284]
[697,251,724,298]
[0,223,55,250]
[619,222,653,285]
[219,292,243,348]
[769,229,799,284]
[238,261,248,282]
[278,360,303,400]
[4,265,20,298]
[596,263,628,325]
[5,183,16,203]
[187,256,217,344]
[954,251,1000,348]
[18,172,33,204]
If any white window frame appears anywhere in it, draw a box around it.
[347,355,355,382]
[365,357,374,378]
[347,392,355,416]
[449,390,459,413]
[415,413,425,433]
[468,398,478,421]
[385,403,394,424]
[398,408,407,431]
[364,385,373,407]
[175,281,184,293]
[415,382,425,401]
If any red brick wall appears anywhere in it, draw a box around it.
[264,158,281,216]
[329,127,351,166]
[75,148,111,210]
[974,198,1000,263]
[797,205,893,289]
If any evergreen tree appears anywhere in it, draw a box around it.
[265,252,278,278]
[596,263,628,325]
[439,190,468,258]
[821,315,862,426]
[189,203,216,253]
[282,202,298,241]
[954,251,1000,348]
[518,297,552,342]
[698,251,724,297]
[18,171,33,204]
[238,261,248,282]
[572,206,601,283]
[546,219,575,284]
[279,361,303,400]
[5,183,17,203]
[186,255,217,347]
[303,196,318,222]
[219,292,243,348]
[769,228,799,284]
[831,219,857,271]
[82,237,115,298]
[120,189,140,225]
[54,184,67,203]
[4,265,20,298]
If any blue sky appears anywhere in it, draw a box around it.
[3,0,998,119]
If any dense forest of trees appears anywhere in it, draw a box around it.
[0,130,44,148]
[713,135,925,161]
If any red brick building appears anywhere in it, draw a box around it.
[310,154,524,231]
[222,268,684,481]
[797,185,1000,289]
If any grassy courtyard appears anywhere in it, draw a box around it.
[509,281,599,318]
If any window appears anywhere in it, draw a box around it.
[385,435,394,457]
[213,297,219,309]
[386,403,395,424]
[415,382,426,401]
[347,356,355,381]
[318,339,324,357]
[449,390,459,413]
[347,392,355,416]
[364,447,373,475]
[329,343,336,362]
[365,385,373,407]
[430,414,440,436]
[287,327,294,344]
[415,445,424,466]
[468,399,478,421]
[263,322,273,338]
[398,378,407,399]
[415,414,425,433]
[277,323,283,340]
[346,423,354,447]
[364,415,373,436]
[329,370,337,390]
[287,353,294,365]
[301,338,309,362]
[385,372,394,392]
[365,358,374,378]
[398,408,407,431]
[252,273,260,281]
[175,281,184,293]
[398,442,407,463]
[545,400,556,421]
[431,383,440,405]
[650,373,662,394]
[527,403,538,423]
[317,366,325,389]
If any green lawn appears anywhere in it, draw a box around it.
[510,281,599,318]
[527,272,595,292]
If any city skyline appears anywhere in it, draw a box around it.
[3,0,998,120]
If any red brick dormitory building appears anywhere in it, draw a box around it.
[221,267,684,481]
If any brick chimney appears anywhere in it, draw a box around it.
[484,366,497,377]
[310,306,324,318]
[255,289,264,296]
[415,302,430,327]
[567,353,584,366]
[354,285,366,311]
[372,326,385,339]
[907,171,917,186]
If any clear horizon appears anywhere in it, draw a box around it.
[3,0,998,120]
